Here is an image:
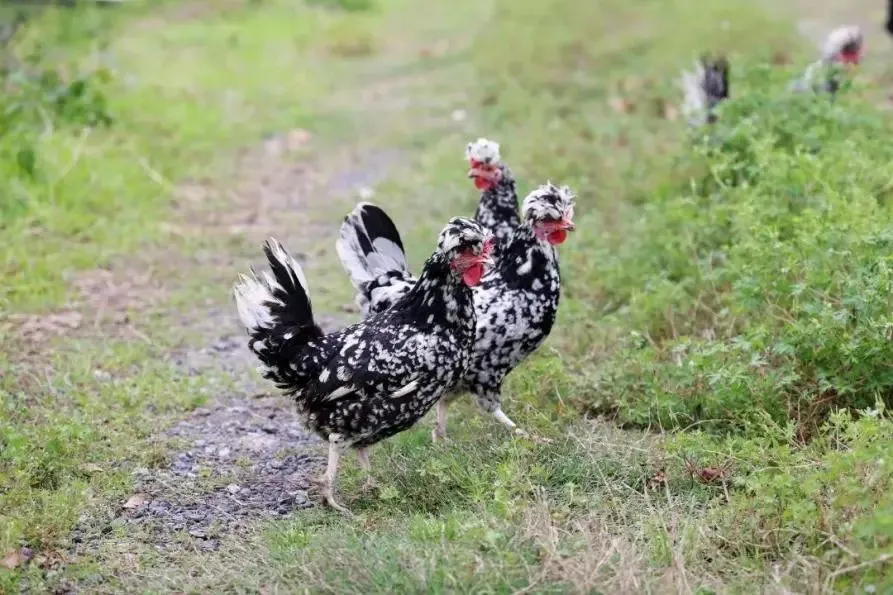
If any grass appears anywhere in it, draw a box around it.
[1,0,891,592]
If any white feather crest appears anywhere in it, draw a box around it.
[465,138,501,164]
[822,25,862,61]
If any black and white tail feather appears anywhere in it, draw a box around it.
[336,203,417,317]
[680,55,730,129]
[233,239,323,392]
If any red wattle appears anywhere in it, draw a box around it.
[473,177,491,190]
[462,264,484,286]
[548,229,568,245]
[839,50,860,65]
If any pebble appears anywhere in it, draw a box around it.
[88,380,327,546]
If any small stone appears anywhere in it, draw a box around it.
[226,484,241,494]
[218,447,231,459]
[451,109,467,122]
[357,186,375,200]
[261,424,278,435]
[188,529,206,539]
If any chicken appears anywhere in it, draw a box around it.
[680,54,730,129]
[792,25,863,95]
[336,182,576,441]
[888,0,893,37]
[466,138,520,245]
[336,137,519,319]
[233,218,493,512]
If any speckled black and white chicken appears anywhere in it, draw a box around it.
[680,54,730,129]
[791,25,863,95]
[336,150,576,441]
[466,138,520,246]
[233,218,493,512]
[681,26,864,135]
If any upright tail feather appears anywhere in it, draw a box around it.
[336,202,409,289]
[234,238,322,389]
[336,203,417,318]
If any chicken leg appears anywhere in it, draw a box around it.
[431,399,450,443]
[356,447,377,492]
[312,433,351,514]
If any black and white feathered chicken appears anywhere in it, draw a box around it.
[466,138,520,246]
[887,0,893,37]
[336,138,520,319]
[792,25,863,95]
[680,54,730,128]
[234,218,493,512]
[336,182,575,441]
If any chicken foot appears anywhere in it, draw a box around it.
[312,434,352,515]
[433,392,552,444]
[493,407,553,444]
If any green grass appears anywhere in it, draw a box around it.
[1,0,891,592]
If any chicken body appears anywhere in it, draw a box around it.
[439,214,564,438]
[235,218,490,511]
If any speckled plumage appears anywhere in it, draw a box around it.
[337,183,575,439]
[235,218,488,510]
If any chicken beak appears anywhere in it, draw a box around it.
[468,166,500,182]
[561,217,576,232]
